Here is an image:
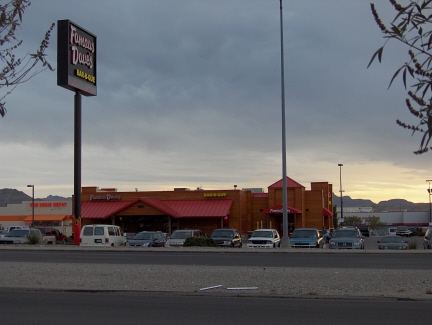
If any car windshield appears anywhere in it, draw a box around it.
[291,230,317,238]
[170,231,192,239]
[133,233,154,240]
[251,230,273,238]
[6,229,29,237]
[334,230,359,238]
[381,237,404,243]
[212,230,234,238]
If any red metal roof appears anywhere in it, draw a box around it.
[263,204,302,214]
[78,198,233,219]
[138,198,182,218]
[323,207,333,217]
[164,199,233,218]
[80,201,136,219]
[268,177,304,189]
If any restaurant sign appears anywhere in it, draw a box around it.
[57,19,97,96]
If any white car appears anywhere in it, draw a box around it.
[247,229,280,248]
[395,226,412,237]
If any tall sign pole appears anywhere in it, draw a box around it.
[280,0,290,248]
[57,20,97,245]
[427,180,432,226]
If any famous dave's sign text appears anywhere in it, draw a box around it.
[57,20,97,96]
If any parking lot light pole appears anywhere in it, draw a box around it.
[338,164,343,227]
[27,185,34,226]
[427,180,432,225]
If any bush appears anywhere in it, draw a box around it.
[27,233,41,245]
[408,241,417,250]
[183,237,217,247]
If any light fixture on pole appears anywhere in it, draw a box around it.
[427,180,432,225]
[338,164,343,226]
[27,185,34,226]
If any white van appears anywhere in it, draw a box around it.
[80,224,126,247]
[388,227,397,236]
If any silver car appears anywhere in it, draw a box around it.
[166,229,204,247]
[0,228,43,244]
[377,235,408,250]
[329,227,364,249]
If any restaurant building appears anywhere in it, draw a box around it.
[77,177,334,236]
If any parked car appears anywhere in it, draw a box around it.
[247,229,280,248]
[388,227,397,236]
[396,226,412,237]
[124,232,137,243]
[80,224,126,246]
[0,228,47,245]
[357,226,370,237]
[377,235,408,250]
[3,226,28,233]
[210,228,242,248]
[329,227,365,249]
[166,229,205,247]
[33,226,68,244]
[424,228,432,249]
[126,231,166,247]
[289,228,323,248]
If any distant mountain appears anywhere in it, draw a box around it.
[0,189,32,207]
[46,195,72,201]
[332,194,428,212]
[0,189,71,207]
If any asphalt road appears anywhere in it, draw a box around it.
[1,290,431,325]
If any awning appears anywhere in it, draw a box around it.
[79,201,136,219]
[163,199,233,218]
[323,208,333,217]
[78,198,233,220]
[23,215,71,222]
[263,204,302,214]
[138,198,182,218]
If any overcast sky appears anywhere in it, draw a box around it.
[0,0,430,204]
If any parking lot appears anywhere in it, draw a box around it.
[346,235,424,250]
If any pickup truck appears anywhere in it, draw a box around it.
[395,226,412,237]
[0,228,56,245]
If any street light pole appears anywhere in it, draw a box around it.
[338,164,343,226]
[27,185,34,226]
[427,180,432,225]
[279,0,290,248]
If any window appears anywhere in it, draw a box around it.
[94,227,105,236]
[83,227,94,236]
[108,227,115,236]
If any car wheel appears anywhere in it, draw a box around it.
[239,242,242,248]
